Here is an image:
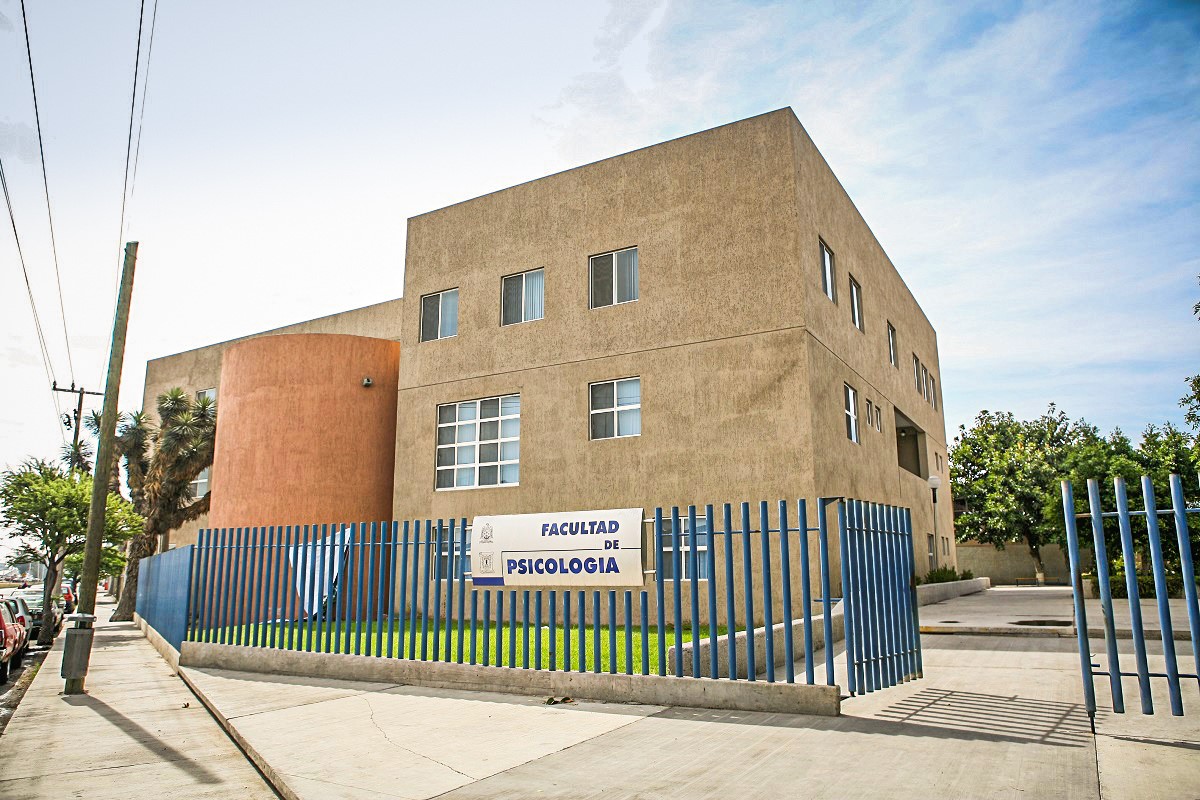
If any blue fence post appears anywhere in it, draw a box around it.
[687,505,701,679]
[802,500,817,686]
[624,590,634,676]
[903,508,922,678]
[671,506,683,678]
[432,520,443,661]
[1114,478,1153,714]
[608,590,617,674]
[741,502,755,682]
[388,522,400,659]
[822,500,837,687]
[457,519,467,664]
[705,504,718,680]
[1085,480,1124,712]
[654,508,666,676]
[759,501,775,683]
[1061,481,1098,721]
[639,591,649,676]
[535,591,543,669]
[779,500,795,684]
[562,590,570,671]
[1170,474,1200,691]
[1140,477,1183,715]
[549,590,557,671]
[722,503,736,680]
[420,521,432,661]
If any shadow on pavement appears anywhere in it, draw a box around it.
[60,693,223,784]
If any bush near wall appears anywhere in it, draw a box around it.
[917,567,975,585]
[1091,573,1197,599]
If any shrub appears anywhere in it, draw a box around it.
[1092,573,1196,599]
[917,566,973,585]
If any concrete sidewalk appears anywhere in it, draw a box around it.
[0,600,276,799]
[178,631,1200,800]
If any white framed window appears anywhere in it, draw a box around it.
[849,275,864,331]
[659,517,710,581]
[501,268,544,326]
[844,383,859,443]
[820,240,836,301]
[887,322,897,367]
[913,354,922,393]
[420,288,459,342]
[930,376,938,410]
[590,377,640,439]
[874,401,883,432]
[589,247,638,308]
[437,534,472,579]
[865,399,875,431]
[436,394,520,490]
[921,364,929,401]
[190,385,216,498]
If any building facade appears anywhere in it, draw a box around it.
[142,108,957,580]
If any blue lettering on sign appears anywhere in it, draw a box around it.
[540,520,621,536]
[504,556,621,576]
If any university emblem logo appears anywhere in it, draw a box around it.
[478,552,495,573]
[480,523,494,542]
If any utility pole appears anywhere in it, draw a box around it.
[52,382,104,472]
[63,241,138,695]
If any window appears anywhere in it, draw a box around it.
[930,376,938,410]
[436,394,520,489]
[865,399,875,431]
[935,452,942,471]
[589,247,638,308]
[928,534,936,569]
[849,276,864,331]
[438,534,472,579]
[501,268,544,326]
[913,354,921,393]
[590,377,641,439]
[921,364,929,401]
[844,383,859,443]
[191,392,214,499]
[820,240,836,301]
[874,404,883,432]
[942,536,950,556]
[887,323,897,367]
[659,517,710,581]
[420,288,459,342]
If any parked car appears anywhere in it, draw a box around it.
[14,588,62,640]
[2,599,29,659]
[60,582,76,613]
[0,602,26,683]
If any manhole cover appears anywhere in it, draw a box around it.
[1012,619,1072,626]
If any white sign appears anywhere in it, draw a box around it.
[470,508,644,587]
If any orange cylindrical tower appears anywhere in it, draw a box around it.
[208,333,399,528]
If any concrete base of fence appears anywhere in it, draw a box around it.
[134,612,181,671]
[179,641,841,717]
[669,603,847,679]
[915,577,991,605]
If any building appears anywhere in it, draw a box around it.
[142,108,957,581]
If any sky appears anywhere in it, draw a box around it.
[0,0,1197,488]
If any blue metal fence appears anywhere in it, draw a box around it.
[161,497,920,692]
[135,544,195,650]
[1062,474,1200,720]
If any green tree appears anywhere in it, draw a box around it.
[1180,275,1199,432]
[99,389,216,622]
[0,461,141,644]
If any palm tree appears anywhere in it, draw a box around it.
[60,439,94,475]
[101,389,216,621]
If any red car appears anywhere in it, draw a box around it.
[0,601,27,684]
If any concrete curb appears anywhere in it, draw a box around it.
[921,624,1192,641]
[133,612,181,670]
[915,577,991,605]
[175,666,304,800]
[180,640,841,717]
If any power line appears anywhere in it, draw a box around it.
[104,0,146,378]
[0,154,67,444]
[19,0,74,383]
[126,0,160,218]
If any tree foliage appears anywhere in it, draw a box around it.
[0,460,141,643]
[950,406,1199,574]
[93,389,216,621]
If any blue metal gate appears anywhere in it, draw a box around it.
[1061,473,1200,720]
[135,544,196,650]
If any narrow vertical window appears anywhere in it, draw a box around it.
[590,377,641,439]
[420,289,459,342]
[865,399,874,430]
[590,247,638,308]
[820,240,835,301]
[887,322,897,367]
[930,376,938,410]
[502,268,545,326]
[921,364,929,401]
[913,354,922,393]
[844,383,859,443]
[849,276,864,331]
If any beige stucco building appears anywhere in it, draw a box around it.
[143,108,957,583]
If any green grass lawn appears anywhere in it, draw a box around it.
[194,618,729,674]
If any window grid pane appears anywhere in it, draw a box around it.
[844,384,859,443]
[436,394,520,490]
[590,378,641,439]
